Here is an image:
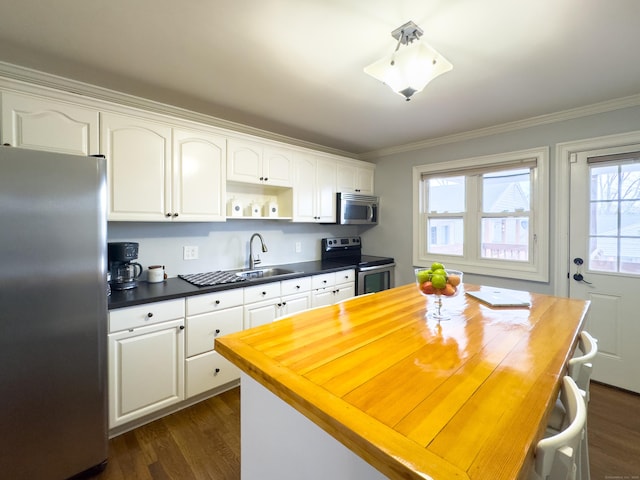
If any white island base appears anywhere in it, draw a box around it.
[241,373,388,480]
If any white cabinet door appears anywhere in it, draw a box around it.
[227,139,263,184]
[356,165,375,195]
[336,161,375,195]
[186,350,240,398]
[316,158,337,222]
[333,283,356,303]
[101,112,171,221]
[1,91,99,155]
[263,146,293,187]
[186,305,243,357]
[293,153,336,223]
[108,318,185,428]
[280,292,312,317]
[244,298,279,329]
[312,288,335,308]
[172,128,226,221]
[292,153,317,221]
[227,139,293,187]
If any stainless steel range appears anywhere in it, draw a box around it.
[321,237,395,295]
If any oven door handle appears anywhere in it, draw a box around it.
[358,263,395,272]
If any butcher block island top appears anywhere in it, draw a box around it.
[215,283,590,480]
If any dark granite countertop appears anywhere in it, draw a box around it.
[108,260,358,310]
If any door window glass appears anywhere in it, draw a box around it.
[588,159,640,274]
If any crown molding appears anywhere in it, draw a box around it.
[0,61,356,159]
[359,93,640,160]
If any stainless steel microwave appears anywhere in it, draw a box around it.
[336,193,378,225]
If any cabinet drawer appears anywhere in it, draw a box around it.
[244,282,281,303]
[186,350,240,398]
[312,272,335,289]
[109,299,185,333]
[186,288,244,316]
[335,269,355,284]
[281,276,311,296]
[186,306,243,357]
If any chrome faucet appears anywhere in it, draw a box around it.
[249,233,268,269]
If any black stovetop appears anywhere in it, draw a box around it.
[321,237,394,268]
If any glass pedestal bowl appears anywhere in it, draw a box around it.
[415,268,463,320]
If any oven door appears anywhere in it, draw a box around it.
[357,263,395,295]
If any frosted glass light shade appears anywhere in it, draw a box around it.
[364,41,453,100]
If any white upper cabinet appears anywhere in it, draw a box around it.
[172,129,226,222]
[101,112,172,221]
[336,160,375,195]
[101,112,226,222]
[1,91,99,155]
[293,152,336,223]
[227,138,293,187]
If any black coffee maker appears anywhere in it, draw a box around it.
[108,242,143,290]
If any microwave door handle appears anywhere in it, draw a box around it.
[368,205,374,221]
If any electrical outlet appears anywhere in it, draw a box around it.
[295,242,302,253]
[183,245,199,260]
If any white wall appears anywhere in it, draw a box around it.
[108,220,361,279]
[365,105,640,294]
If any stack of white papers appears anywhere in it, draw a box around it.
[465,289,531,307]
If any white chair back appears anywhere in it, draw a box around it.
[532,376,586,480]
[568,330,598,402]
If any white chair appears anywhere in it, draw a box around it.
[547,330,597,480]
[568,331,598,402]
[531,376,586,480]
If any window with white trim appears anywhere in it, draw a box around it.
[412,147,549,282]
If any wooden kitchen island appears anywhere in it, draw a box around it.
[216,283,590,480]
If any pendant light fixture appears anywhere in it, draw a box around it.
[364,21,452,101]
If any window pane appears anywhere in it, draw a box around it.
[621,200,640,234]
[590,201,618,236]
[621,238,640,274]
[480,217,529,261]
[428,176,465,213]
[589,237,618,272]
[427,218,463,256]
[482,169,530,213]
[590,165,619,201]
[620,162,640,200]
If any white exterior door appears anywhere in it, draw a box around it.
[569,144,640,393]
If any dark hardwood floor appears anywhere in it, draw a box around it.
[588,382,640,480]
[96,388,241,480]
[94,382,639,479]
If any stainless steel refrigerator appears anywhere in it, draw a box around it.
[0,147,108,478]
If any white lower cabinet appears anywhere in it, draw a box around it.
[243,277,312,328]
[186,351,240,398]
[243,282,283,329]
[311,269,356,307]
[185,289,244,398]
[107,269,354,431]
[108,299,185,429]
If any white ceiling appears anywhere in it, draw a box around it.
[1,0,640,155]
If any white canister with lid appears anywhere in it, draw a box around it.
[148,265,165,283]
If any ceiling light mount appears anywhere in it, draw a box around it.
[391,21,423,46]
[364,20,452,101]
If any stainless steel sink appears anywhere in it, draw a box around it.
[235,267,301,280]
